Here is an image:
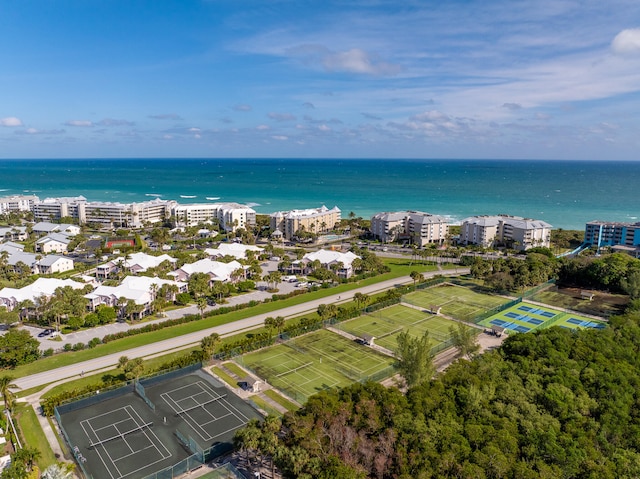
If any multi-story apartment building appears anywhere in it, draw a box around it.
[584,221,640,250]
[371,211,449,247]
[270,205,341,240]
[0,195,40,214]
[460,215,552,251]
[33,197,173,228]
[173,203,256,232]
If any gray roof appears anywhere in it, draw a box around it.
[37,255,71,267]
[6,251,37,266]
[32,222,61,233]
[36,232,72,245]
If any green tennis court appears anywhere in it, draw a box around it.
[340,304,473,353]
[403,283,508,321]
[240,329,395,403]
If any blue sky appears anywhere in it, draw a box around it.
[2,0,640,160]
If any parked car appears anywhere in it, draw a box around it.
[38,328,55,338]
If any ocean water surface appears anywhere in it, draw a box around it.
[1,158,639,230]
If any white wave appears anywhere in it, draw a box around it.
[145,193,163,197]
[180,195,197,198]
[245,202,261,207]
[206,197,220,201]
[0,189,8,192]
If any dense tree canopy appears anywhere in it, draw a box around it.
[245,305,640,478]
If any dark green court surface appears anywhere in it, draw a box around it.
[56,367,261,479]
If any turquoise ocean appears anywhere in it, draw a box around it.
[1,158,639,230]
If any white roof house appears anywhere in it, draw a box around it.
[31,222,81,236]
[36,255,74,274]
[171,259,243,283]
[36,232,73,254]
[204,243,263,260]
[0,226,28,242]
[295,249,360,278]
[0,278,86,311]
[116,252,177,274]
[0,242,25,255]
[84,276,187,313]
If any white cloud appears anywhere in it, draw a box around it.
[65,120,94,127]
[15,128,65,135]
[272,135,288,140]
[268,112,296,121]
[97,118,135,126]
[256,124,270,130]
[1,117,23,127]
[149,113,183,120]
[611,28,640,55]
[234,104,252,112]
[318,124,331,131]
[322,48,401,76]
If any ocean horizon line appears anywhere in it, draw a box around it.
[1,157,640,163]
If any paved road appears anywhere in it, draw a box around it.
[14,269,469,390]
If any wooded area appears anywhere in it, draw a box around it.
[241,299,640,478]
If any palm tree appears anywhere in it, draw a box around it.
[200,333,220,362]
[41,463,75,479]
[0,376,19,413]
[12,446,40,473]
[410,270,423,287]
[196,297,207,318]
[353,292,369,310]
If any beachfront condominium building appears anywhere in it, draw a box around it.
[460,215,552,251]
[172,203,256,232]
[33,197,174,228]
[585,221,640,250]
[0,195,40,215]
[370,211,449,247]
[270,205,341,240]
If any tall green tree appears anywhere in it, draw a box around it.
[449,323,481,360]
[0,376,19,412]
[396,330,433,388]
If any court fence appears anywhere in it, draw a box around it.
[134,380,156,412]
[521,279,557,299]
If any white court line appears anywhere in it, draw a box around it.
[81,405,171,479]
[80,419,115,479]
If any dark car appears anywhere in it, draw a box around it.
[38,328,54,338]
[207,299,217,306]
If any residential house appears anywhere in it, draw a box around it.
[287,249,360,278]
[36,232,73,254]
[36,255,74,274]
[0,226,28,242]
[84,276,187,318]
[0,277,86,312]
[171,259,244,283]
[204,243,263,260]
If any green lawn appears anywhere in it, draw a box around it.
[15,403,57,469]
[210,366,238,387]
[262,389,299,412]
[241,329,395,403]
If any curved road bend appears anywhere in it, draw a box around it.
[15,269,469,390]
